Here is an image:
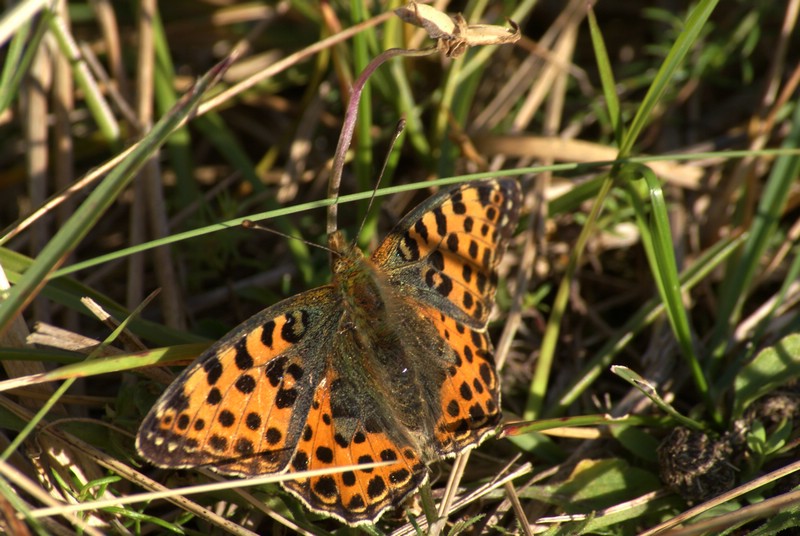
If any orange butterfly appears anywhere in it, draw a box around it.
[137,178,521,525]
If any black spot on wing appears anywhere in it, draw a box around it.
[430,250,445,271]
[246,413,262,430]
[316,446,334,464]
[203,357,223,385]
[314,476,338,499]
[235,374,256,394]
[207,388,222,405]
[414,219,429,242]
[234,339,253,370]
[447,233,459,252]
[165,391,189,412]
[281,310,308,343]
[433,207,447,236]
[176,414,189,430]
[261,320,275,347]
[235,438,254,455]
[265,355,287,387]
[275,387,298,409]
[218,410,235,427]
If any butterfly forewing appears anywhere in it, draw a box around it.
[373,179,522,327]
[136,288,337,476]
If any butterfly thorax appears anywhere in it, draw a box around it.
[330,233,405,368]
[328,232,443,457]
[332,250,391,328]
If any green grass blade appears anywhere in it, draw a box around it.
[151,7,197,205]
[352,0,374,195]
[550,232,746,416]
[54,173,531,279]
[0,11,46,113]
[623,165,713,420]
[524,175,615,420]
[709,97,800,373]
[47,9,120,144]
[0,56,233,332]
[618,0,719,156]
[613,366,706,431]
[587,6,623,144]
[0,0,47,46]
[0,344,206,393]
[385,13,431,161]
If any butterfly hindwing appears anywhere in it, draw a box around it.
[419,304,502,455]
[282,372,427,524]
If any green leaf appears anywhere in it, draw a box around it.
[549,458,661,510]
[733,333,800,419]
[609,424,662,464]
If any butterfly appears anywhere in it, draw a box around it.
[136,178,521,526]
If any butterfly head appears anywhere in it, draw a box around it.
[329,230,367,276]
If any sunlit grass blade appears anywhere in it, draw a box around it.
[500,413,651,439]
[0,0,48,47]
[0,10,47,113]
[0,343,205,394]
[612,366,706,430]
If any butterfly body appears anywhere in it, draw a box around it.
[137,179,521,525]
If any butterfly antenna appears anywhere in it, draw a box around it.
[242,220,338,257]
[353,117,406,244]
